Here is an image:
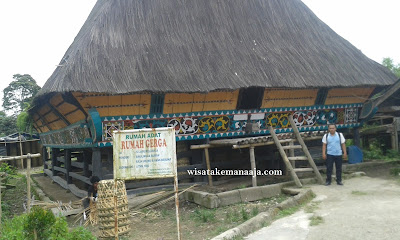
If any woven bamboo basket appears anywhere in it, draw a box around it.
[97,180,131,238]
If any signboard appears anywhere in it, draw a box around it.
[113,127,177,180]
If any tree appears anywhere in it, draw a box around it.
[382,58,400,78]
[2,74,41,115]
[0,110,18,137]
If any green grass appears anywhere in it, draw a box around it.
[225,209,241,223]
[251,206,259,216]
[390,167,400,176]
[351,190,368,196]
[276,205,301,219]
[192,208,216,223]
[304,201,321,213]
[309,215,324,226]
[235,184,247,189]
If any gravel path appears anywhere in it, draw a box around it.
[246,175,400,240]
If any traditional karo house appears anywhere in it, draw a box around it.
[29,0,398,195]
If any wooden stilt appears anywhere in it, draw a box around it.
[65,149,72,184]
[204,148,213,186]
[92,148,103,179]
[249,146,257,187]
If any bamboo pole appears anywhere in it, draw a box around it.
[0,153,41,162]
[19,134,24,169]
[27,153,31,213]
[174,171,181,240]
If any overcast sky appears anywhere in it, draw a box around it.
[1,0,399,111]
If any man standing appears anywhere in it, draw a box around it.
[322,124,347,186]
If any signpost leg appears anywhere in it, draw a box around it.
[174,173,181,240]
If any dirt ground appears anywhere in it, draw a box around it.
[32,174,80,203]
[246,162,400,240]
[13,160,400,240]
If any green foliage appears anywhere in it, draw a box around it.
[345,139,354,147]
[0,207,96,240]
[225,209,240,223]
[0,111,17,137]
[2,74,41,115]
[0,162,18,175]
[192,208,216,223]
[24,207,56,240]
[0,214,27,240]
[0,163,18,184]
[17,106,36,134]
[363,139,400,161]
[390,167,400,176]
[382,57,400,78]
[1,202,11,223]
[251,206,259,216]
[240,207,249,221]
[67,227,96,240]
[48,216,69,239]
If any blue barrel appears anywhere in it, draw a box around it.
[348,145,363,164]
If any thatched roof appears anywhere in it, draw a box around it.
[38,0,397,96]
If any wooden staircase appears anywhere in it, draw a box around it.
[269,115,324,187]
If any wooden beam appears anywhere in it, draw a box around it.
[51,148,59,176]
[47,103,71,126]
[269,126,302,187]
[62,92,88,118]
[35,112,53,131]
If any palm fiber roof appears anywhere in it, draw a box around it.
[38,0,397,96]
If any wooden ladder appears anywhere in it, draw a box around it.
[269,115,324,187]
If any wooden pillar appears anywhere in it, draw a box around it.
[107,148,114,176]
[9,143,16,167]
[83,150,91,177]
[353,127,361,147]
[249,146,257,187]
[204,148,213,186]
[92,148,103,179]
[64,149,72,184]
[392,118,399,152]
[51,148,59,176]
[42,146,48,170]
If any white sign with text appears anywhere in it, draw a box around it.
[113,127,177,180]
